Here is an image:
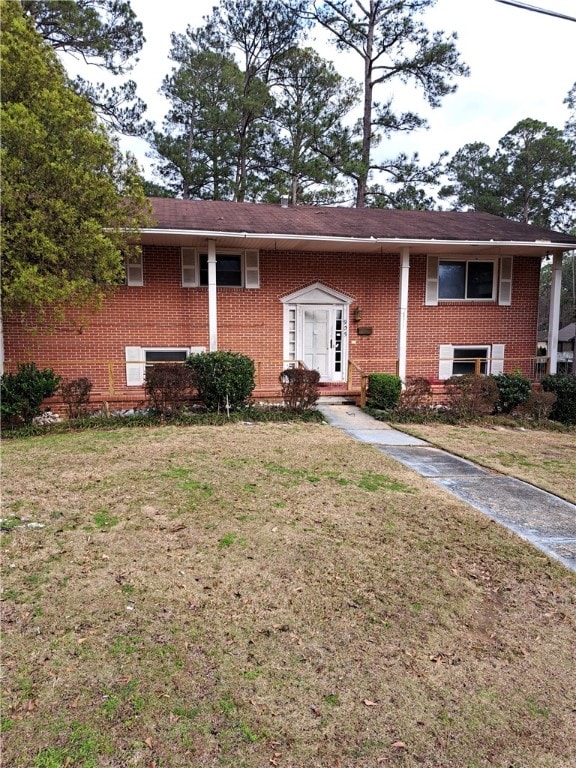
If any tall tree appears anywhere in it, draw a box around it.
[302,0,469,207]
[185,0,307,201]
[1,0,149,323]
[267,47,360,204]
[151,48,248,199]
[21,0,148,135]
[441,119,576,229]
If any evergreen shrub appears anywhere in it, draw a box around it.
[186,351,255,412]
[492,371,532,414]
[541,374,576,424]
[1,363,61,424]
[366,373,402,410]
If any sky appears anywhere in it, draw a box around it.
[86,0,576,182]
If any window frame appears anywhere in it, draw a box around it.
[181,247,259,289]
[438,343,505,379]
[437,257,497,302]
[126,250,144,286]
[125,345,206,386]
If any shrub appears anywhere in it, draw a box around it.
[279,368,320,410]
[445,374,499,421]
[516,390,557,424]
[1,363,61,425]
[491,371,532,414]
[145,363,196,415]
[60,377,93,419]
[541,374,576,424]
[186,351,255,412]
[366,373,401,410]
[397,377,433,415]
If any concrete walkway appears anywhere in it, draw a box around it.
[317,403,576,573]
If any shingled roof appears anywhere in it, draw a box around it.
[147,198,576,248]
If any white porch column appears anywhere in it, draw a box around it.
[207,239,218,352]
[397,247,410,383]
[547,252,563,374]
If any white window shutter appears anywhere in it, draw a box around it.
[126,253,143,286]
[181,248,198,287]
[425,256,439,306]
[498,257,513,306]
[491,344,505,374]
[438,344,453,380]
[125,346,144,386]
[244,250,260,288]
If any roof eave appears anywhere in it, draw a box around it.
[138,227,575,254]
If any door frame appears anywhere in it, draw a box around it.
[281,282,354,382]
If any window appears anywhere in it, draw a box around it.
[438,344,505,379]
[426,256,512,306]
[125,346,205,386]
[199,254,241,286]
[181,248,259,288]
[126,251,143,286]
[438,260,495,300]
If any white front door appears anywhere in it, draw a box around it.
[300,304,346,382]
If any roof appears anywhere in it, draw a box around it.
[558,323,576,342]
[143,198,576,256]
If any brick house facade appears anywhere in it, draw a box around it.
[4,198,576,410]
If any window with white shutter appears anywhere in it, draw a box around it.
[126,252,143,286]
[438,344,505,379]
[182,248,259,288]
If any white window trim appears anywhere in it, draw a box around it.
[125,345,205,386]
[426,255,508,305]
[126,251,143,286]
[438,343,505,380]
[181,247,259,288]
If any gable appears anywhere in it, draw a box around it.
[280,282,354,305]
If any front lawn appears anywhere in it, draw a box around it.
[2,423,575,767]
[396,422,576,504]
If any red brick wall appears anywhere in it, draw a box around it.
[3,247,541,409]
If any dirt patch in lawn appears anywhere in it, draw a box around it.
[396,423,576,504]
[2,422,576,767]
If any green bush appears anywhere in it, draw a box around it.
[445,374,499,421]
[186,351,255,412]
[1,363,61,424]
[492,371,532,414]
[279,368,320,410]
[145,364,196,415]
[366,373,402,410]
[541,374,576,424]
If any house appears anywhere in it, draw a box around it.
[4,198,576,410]
[557,323,575,372]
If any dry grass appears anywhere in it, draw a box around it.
[2,422,576,768]
[395,423,576,504]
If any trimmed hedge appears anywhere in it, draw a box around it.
[366,373,402,410]
[186,351,255,412]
